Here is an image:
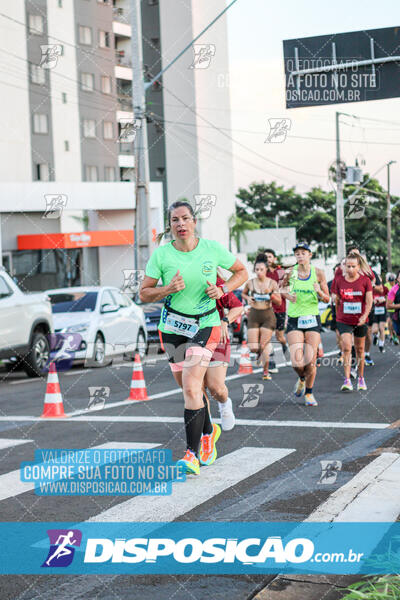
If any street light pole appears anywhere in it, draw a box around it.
[387,160,396,272]
[335,111,346,259]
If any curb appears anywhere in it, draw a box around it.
[253,574,361,600]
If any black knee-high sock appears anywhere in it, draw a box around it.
[184,408,205,456]
[202,393,213,435]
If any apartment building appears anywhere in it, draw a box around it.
[0,0,162,291]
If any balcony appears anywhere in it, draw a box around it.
[112,9,131,38]
[117,93,132,111]
[119,141,133,154]
[115,50,132,67]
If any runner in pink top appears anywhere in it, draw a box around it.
[331,252,373,392]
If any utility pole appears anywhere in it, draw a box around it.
[130,0,153,270]
[387,160,396,271]
[335,111,346,260]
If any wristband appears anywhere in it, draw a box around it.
[222,317,229,324]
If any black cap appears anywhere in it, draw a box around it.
[293,242,311,252]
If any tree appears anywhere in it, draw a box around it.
[236,181,337,256]
[228,213,259,252]
[235,179,400,269]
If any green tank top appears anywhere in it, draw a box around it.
[287,265,319,318]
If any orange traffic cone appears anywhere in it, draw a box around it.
[127,353,149,401]
[41,362,67,418]
[238,341,253,374]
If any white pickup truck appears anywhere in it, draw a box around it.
[0,268,53,377]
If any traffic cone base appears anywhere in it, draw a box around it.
[41,362,67,418]
[127,353,149,401]
[238,341,253,374]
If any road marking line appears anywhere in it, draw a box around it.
[307,453,400,522]
[0,415,390,429]
[0,438,33,450]
[8,379,45,385]
[0,442,159,502]
[89,447,295,522]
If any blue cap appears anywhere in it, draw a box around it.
[293,242,311,252]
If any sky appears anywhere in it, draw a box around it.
[225,0,400,196]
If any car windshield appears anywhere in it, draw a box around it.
[49,292,98,313]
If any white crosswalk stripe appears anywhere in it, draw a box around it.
[0,441,159,502]
[89,447,295,522]
[0,438,33,450]
[307,452,400,522]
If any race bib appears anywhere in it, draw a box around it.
[298,315,318,328]
[164,313,199,338]
[343,301,361,314]
[374,306,385,315]
[253,293,270,302]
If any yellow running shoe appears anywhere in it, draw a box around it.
[262,372,272,380]
[294,378,306,397]
[176,449,200,475]
[199,423,221,466]
[305,393,318,406]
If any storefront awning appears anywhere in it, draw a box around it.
[17,230,134,250]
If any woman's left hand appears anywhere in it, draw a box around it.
[206,280,223,299]
[220,321,228,343]
[313,282,323,295]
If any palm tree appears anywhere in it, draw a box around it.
[228,213,259,252]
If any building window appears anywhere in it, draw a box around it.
[33,113,48,134]
[104,167,116,181]
[78,25,92,45]
[85,166,98,181]
[148,0,159,5]
[62,92,67,103]
[103,121,114,139]
[150,37,160,49]
[99,30,110,48]
[64,140,69,151]
[30,64,46,85]
[28,14,44,35]
[81,72,94,92]
[156,167,165,177]
[83,119,96,138]
[100,75,112,94]
[36,163,50,181]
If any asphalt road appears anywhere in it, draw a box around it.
[0,331,399,599]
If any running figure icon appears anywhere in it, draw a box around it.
[45,531,77,566]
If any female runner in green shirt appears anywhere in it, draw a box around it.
[281,242,329,406]
[140,201,247,475]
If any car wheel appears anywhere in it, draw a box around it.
[239,319,248,343]
[23,332,50,378]
[92,333,107,367]
[136,329,148,360]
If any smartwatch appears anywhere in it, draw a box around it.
[222,317,229,324]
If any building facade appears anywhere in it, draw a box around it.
[0,0,162,290]
[0,0,235,291]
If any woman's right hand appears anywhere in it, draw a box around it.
[167,270,185,294]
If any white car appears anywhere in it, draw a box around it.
[0,268,53,377]
[46,286,148,367]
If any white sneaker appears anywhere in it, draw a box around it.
[218,397,235,431]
